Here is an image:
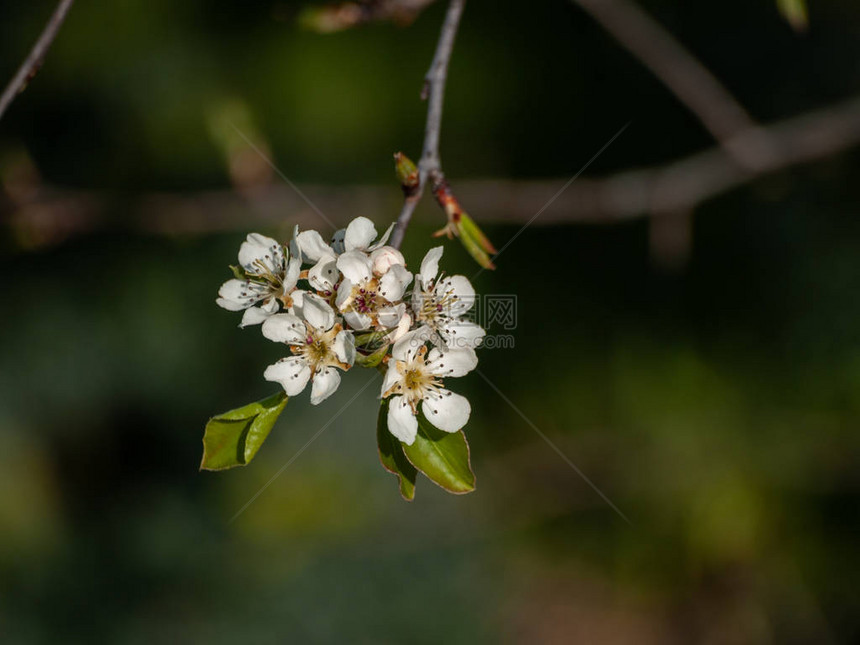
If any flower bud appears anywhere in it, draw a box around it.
[394,152,419,196]
[370,245,405,276]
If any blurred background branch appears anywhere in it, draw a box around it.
[0,0,75,122]
[6,94,860,247]
[570,0,774,170]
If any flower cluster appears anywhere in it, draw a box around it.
[216,217,484,448]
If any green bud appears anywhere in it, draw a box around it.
[394,152,419,195]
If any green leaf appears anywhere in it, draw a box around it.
[459,211,497,254]
[355,344,390,368]
[376,399,417,500]
[402,410,476,494]
[777,0,808,31]
[457,212,496,270]
[200,391,288,471]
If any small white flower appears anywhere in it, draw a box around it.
[335,250,413,331]
[411,246,485,350]
[216,233,301,327]
[381,330,477,445]
[262,294,355,405]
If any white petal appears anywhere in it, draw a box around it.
[216,297,246,312]
[288,289,306,317]
[425,347,478,378]
[380,363,401,396]
[308,256,339,293]
[239,306,275,328]
[370,246,405,276]
[344,310,373,331]
[261,297,280,313]
[392,329,424,363]
[310,367,341,405]
[335,279,353,310]
[283,257,302,291]
[239,233,282,273]
[261,313,306,344]
[288,224,300,261]
[368,222,395,251]
[422,389,470,433]
[376,303,405,330]
[436,275,476,316]
[333,330,356,365]
[330,228,346,255]
[217,279,254,310]
[264,357,311,396]
[336,251,372,285]
[379,264,413,302]
[295,230,334,263]
[391,311,413,342]
[410,286,424,318]
[419,246,444,286]
[301,293,336,331]
[388,395,418,445]
[344,216,377,251]
[441,321,486,350]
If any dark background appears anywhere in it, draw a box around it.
[1,0,859,642]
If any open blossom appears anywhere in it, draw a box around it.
[262,293,355,405]
[336,250,413,331]
[294,217,404,306]
[411,246,485,350]
[381,330,477,444]
[216,233,301,328]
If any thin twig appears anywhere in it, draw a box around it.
[0,0,76,122]
[390,0,465,250]
[571,0,775,169]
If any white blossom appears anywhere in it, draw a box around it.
[411,246,485,350]
[335,250,413,331]
[381,330,477,445]
[216,233,301,327]
[262,293,355,405]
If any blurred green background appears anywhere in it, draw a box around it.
[1,0,860,643]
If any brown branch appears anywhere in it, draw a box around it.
[390,0,465,249]
[0,0,76,122]
[7,96,860,245]
[570,0,776,169]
